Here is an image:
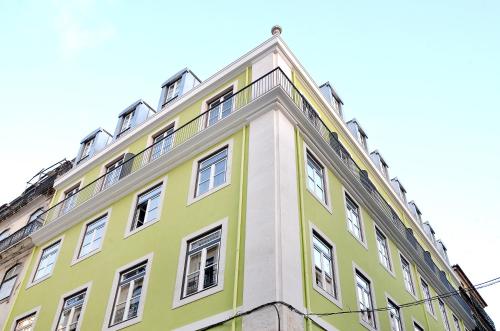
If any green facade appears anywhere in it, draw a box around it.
[2,37,474,331]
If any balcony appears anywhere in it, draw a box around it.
[0,220,42,253]
[31,67,482,327]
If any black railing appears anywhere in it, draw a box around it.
[30,66,493,327]
[36,68,283,225]
[0,220,42,253]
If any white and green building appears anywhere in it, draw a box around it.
[2,26,495,331]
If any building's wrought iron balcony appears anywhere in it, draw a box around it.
[0,220,42,254]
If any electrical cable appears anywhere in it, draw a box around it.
[195,275,500,330]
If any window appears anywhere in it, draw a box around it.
[119,112,134,135]
[376,229,391,271]
[414,322,424,331]
[110,262,147,326]
[206,90,233,127]
[357,130,368,151]
[182,228,221,298]
[421,279,434,315]
[439,299,451,331]
[28,208,44,224]
[346,195,363,241]
[14,313,36,331]
[33,241,60,282]
[78,215,107,259]
[401,256,415,295]
[306,153,326,203]
[56,290,87,331]
[130,185,162,231]
[80,139,94,160]
[60,186,79,215]
[165,79,181,102]
[0,229,10,241]
[312,233,338,298]
[102,157,124,190]
[356,271,376,329]
[0,264,21,300]
[453,315,462,331]
[387,299,403,331]
[195,147,228,197]
[150,126,174,161]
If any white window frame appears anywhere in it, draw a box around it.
[353,265,378,331]
[303,145,332,213]
[205,89,234,127]
[309,223,342,308]
[399,252,417,299]
[71,210,111,266]
[439,299,451,331]
[173,218,228,308]
[28,208,44,224]
[342,189,366,248]
[125,177,167,238]
[51,282,91,331]
[452,314,462,331]
[187,140,233,205]
[119,112,134,135]
[419,277,436,318]
[60,184,80,216]
[80,138,94,160]
[10,306,40,331]
[0,263,22,301]
[0,228,10,241]
[165,78,181,102]
[101,155,125,191]
[27,236,64,288]
[385,294,404,331]
[413,321,424,331]
[102,253,153,331]
[375,226,394,275]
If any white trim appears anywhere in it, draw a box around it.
[417,273,437,320]
[50,282,92,331]
[342,187,368,249]
[398,251,418,300]
[98,149,129,179]
[352,262,379,331]
[308,314,340,331]
[145,117,179,147]
[187,139,234,206]
[309,222,342,309]
[374,224,396,277]
[102,252,154,331]
[303,142,332,213]
[412,317,426,331]
[200,81,239,114]
[172,307,241,331]
[57,179,83,205]
[385,292,406,331]
[70,209,112,266]
[10,306,41,331]
[26,236,64,288]
[124,176,168,238]
[172,218,228,309]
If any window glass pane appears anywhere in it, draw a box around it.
[79,216,107,258]
[196,148,228,197]
[15,314,36,331]
[34,242,60,281]
[0,277,16,300]
[111,263,146,326]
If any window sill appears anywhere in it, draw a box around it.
[70,248,102,267]
[26,274,53,289]
[359,318,378,331]
[187,182,230,206]
[312,283,342,309]
[124,218,161,239]
[104,316,142,331]
[347,230,368,250]
[306,188,332,214]
[172,283,224,309]
[378,262,396,278]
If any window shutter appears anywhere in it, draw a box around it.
[119,153,136,179]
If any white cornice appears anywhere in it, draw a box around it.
[54,36,281,190]
[273,37,458,285]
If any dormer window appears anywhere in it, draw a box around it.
[370,151,389,179]
[391,178,407,203]
[357,131,367,150]
[408,201,423,225]
[119,112,134,135]
[80,138,94,160]
[165,78,181,102]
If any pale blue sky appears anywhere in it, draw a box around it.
[0,0,499,324]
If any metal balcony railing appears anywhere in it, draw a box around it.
[30,67,493,327]
[0,220,43,253]
[35,68,284,226]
